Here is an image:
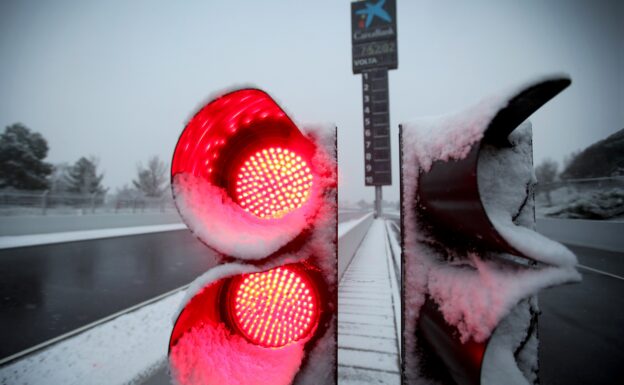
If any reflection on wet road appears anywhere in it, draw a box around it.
[0,229,215,361]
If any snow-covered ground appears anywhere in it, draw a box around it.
[0,212,183,236]
[0,290,185,385]
[338,220,401,385]
[0,224,187,249]
[536,185,624,220]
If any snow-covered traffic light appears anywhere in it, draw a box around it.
[168,89,337,385]
[399,76,580,385]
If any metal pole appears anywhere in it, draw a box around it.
[375,185,382,218]
[41,190,49,216]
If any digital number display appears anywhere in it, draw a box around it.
[354,41,396,58]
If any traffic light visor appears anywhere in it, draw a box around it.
[170,89,323,260]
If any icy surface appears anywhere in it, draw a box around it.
[400,75,579,384]
[0,290,184,385]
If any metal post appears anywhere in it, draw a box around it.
[375,186,382,218]
[90,193,97,214]
[41,190,49,216]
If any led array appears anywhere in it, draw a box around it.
[235,147,313,219]
[231,267,318,348]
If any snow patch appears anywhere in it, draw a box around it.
[427,256,578,343]
[0,291,184,385]
[478,122,576,266]
[481,299,539,385]
[174,263,260,321]
[0,223,186,250]
[173,174,319,260]
[170,323,305,385]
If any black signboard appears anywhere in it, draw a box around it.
[362,69,392,186]
[351,0,398,74]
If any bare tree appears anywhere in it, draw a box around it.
[133,156,168,198]
[535,158,558,205]
[48,163,72,194]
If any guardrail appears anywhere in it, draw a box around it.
[338,212,375,280]
[0,212,183,236]
[0,190,176,216]
[536,218,624,252]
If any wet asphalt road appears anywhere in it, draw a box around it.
[0,211,368,362]
[0,229,215,361]
[539,244,624,385]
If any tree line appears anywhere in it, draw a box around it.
[0,123,169,198]
[535,128,624,185]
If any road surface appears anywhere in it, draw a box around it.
[0,229,215,362]
[0,210,369,364]
[539,244,624,385]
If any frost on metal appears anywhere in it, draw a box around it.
[400,75,580,384]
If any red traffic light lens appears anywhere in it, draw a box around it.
[235,147,313,219]
[229,266,319,348]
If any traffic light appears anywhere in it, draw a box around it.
[399,76,581,385]
[168,89,337,385]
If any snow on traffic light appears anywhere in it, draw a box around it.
[168,89,337,385]
[399,75,581,385]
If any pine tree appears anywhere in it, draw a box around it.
[66,156,106,195]
[0,123,53,190]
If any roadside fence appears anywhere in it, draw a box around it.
[0,190,176,216]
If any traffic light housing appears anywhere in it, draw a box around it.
[399,76,580,385]
[168,89,337,385]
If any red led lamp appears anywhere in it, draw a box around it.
[236,147,313,219]
[169,264,322,350]
[171,89,317,220]
[226,266,320,347]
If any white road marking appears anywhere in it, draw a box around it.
[577,264,624,281]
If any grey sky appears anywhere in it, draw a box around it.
[1,0,622,203]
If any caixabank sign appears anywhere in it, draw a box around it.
[351,0,398,73]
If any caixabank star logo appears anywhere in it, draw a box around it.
[356,0,392,29]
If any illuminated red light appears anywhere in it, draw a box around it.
[229,266,319,348]
[235,147,313,219]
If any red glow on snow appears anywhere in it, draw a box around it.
[235,147,313,219]
[230,266,319,348]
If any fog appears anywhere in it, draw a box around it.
[1,0,621,203]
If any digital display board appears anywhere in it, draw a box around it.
[351,0,398,74]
